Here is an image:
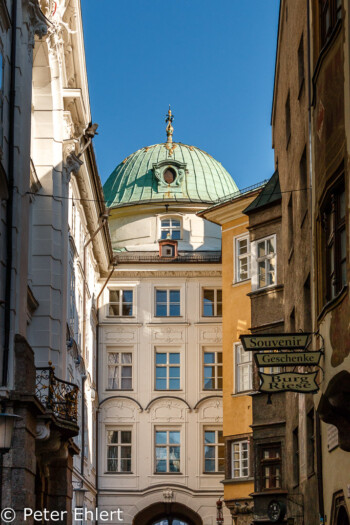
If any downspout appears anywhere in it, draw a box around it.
[307,1,324,522]
[95,264,116,525]
[2,0,18,386]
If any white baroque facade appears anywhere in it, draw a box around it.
[98,134,238,524]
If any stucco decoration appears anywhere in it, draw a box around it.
[200,326,222,344]
[28,0,49,48]
[330,294,350,367]
[149,399,189,421]
[105,327,137,343]
[152,327,184,344]
[103,399,138,422]
[199,399,223,422]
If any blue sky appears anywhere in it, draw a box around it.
[81,1,279,190]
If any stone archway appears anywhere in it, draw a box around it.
[133,502,203,525]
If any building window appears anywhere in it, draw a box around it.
[260,445,282,490]
[203,347,223,390]
[160,242,176,258]
[204,430,225,473]
[155,289,181,317]
[298,34,305,94]
[155,350,180,390]
[321,176,346,304]
[160,218,181,240]
[307,409,315,476]
[163,168,176,184]
[235,235,251,282]
[293,427,299,486]
[320,0,342,48]
[285,92,291,147]
[235,343,252,393]
[107,351,132,390]
[202,288,222,317]
[107,430,132,472]
[232,440,249,478]
[155,430,180,473]
[252,235,277,290]
[108,289,133,317]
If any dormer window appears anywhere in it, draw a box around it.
[163,168,176,184]
[159,240,178,258]
[160,218,181,240]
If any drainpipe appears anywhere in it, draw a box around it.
[95,264,116,525]
[2,0,18,386]
[307,1,324,522]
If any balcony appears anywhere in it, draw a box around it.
[36,365,79,424]
[113,251,222,264]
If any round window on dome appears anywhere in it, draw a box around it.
[163,167,176,184]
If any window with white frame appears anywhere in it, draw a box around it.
[155,349,180,390]
[155,430,180,473]
[203,347,223,390]
[107,350,132,390]
[235,343,253,393]
[232,440,249,478]
[160,218,181,240]
[202,288,222,317]
[155,289,181,317]
[107,429,132,472]
[252,235,277,290]
[108,289,133,317]
[235,235,251,282]
[204,430,225,473]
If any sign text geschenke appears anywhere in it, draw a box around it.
[254,351,321,367]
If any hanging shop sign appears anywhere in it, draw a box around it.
[258,371,319,394]
[254,350,322,367]
[240,333,311,351]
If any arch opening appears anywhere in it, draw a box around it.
[133,502,202,525]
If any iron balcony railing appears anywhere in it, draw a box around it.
[36,365,79,423]
[113,252,222,264]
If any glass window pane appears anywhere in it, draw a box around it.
[108,431,119,444]
[156,447,167,459]
[156,432,167,444]
[156,367,167,378]
[205,459,215,472]
[121,431,131,443]
[169,446,180,459]
[169,459,180,472]
[109,290,119,302]
[121,353,132,364]
[204,378,213,389]
[169,353,180,364]
[169,367,180,378]
[122,304,133,316]
[217,289,222,302]
[162,220,170,227]
[123,290,133,303]
[171,220,181,227]
[156,353,167,364]
[267,238,275,253]
[169,378,180,389]
[203,303,214,316]
[169,432,180,444]
[156,459,167,472]
[156,379,167,390]
[156,290,167,302]
[170,290,180,302]
[339,190,346,218]
[204,352,215,364]
[109,304,120,316]
[121,366,132,378]
[204,431,215,444]
[172,230,181,240]
[108,353,119,364]
[258,261,266,287]
[156,304,167,317]
[239,238,248,254]
[258,241,266,257]
[169,304,180,316]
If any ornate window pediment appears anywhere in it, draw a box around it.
[153,160,186,193]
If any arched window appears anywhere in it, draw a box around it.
[160,218,181,240]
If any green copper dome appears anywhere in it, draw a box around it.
[104,142,238,208]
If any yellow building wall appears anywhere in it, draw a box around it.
[221,215,254,500]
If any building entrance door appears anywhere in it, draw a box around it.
[337,507,350,525]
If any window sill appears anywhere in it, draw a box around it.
[318,285,348,323]
[232,278,251,287]
[153,472,183,475]
[105,389,134,392]
[221,477,254,484]
[203,471,225,476]
[248,284,283,297]
[106,315,136,319]
[155,389,182,392]
[104,471,134,475]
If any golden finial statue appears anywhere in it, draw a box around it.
[165,105,174,144]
